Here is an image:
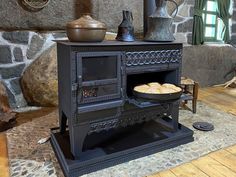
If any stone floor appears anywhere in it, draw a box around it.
[6,102,236,177]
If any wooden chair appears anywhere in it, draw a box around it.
[180,77,199,113]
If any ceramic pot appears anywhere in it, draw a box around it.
[66,14,107,42]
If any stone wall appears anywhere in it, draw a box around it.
[173,0,194,44]
[229,0,236,43]
[0,0,184,33]
[182,45,236,87]
[0,31,66,108]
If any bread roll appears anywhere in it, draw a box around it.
[134,84,149,93]
[145,87,156,94]
[148,82,161,88]
[160,87,176,94]
[146,87,161,94]
[172,87,182,92]
[162,83,176,89]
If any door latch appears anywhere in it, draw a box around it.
[71,83,78,91]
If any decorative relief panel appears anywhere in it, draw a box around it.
[125,50,182,67]
[89,104,170,134]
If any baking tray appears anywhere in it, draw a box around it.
[133,89,182,102]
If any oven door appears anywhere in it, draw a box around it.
[77,52,124,112]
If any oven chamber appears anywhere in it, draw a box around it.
[51,41,194,177]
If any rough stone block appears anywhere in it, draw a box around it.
[232,24,236,34]
[177,19,193,33]
[233,10,236,21]
[189,6,194,17]
[0,45,12,64]
[13,47,24,62]
[0,64,25,79]
[4,86,27,108]
[182,45,236,87]
[9,78,22,95]
[2,31,29,44]
[174,33,187,43]
[52,32,67,39]
[26,35,45,60]
[178,5,190,17]
[186,0,195,5]
[174,16,185,23]
[187,33,192,44]
[4,86,17,108]
[231,34,236,44]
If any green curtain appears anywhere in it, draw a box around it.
[217,0,231,43]
[192,0,207,45]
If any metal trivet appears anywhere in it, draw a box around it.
[193,122,214,131]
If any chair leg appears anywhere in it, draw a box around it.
[192,82,199,114]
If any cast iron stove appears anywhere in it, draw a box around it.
[50,40,194,177]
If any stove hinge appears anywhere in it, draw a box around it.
[71,83,78,92]
[121,66,125,75]
[120,88,124,98]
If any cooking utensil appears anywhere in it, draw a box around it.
[66,14,107,42]
[133,89,182,102]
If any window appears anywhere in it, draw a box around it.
[202,0,224,42]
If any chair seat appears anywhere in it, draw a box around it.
[180,77,199,113]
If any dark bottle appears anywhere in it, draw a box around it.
[116,10,135,42]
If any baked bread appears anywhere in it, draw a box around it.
[134,84,149,93]
[146,87,161,94]
[162,83,176,89]
[162,83,182,93]
[148,82,161,88]
[134,83,181,94]
[160,87,176,94]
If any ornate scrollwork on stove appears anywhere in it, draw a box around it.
[89,104,170,134]
[125,50,182,67]
[89,119,119,134]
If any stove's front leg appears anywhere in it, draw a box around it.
[171,100,180,132]
[70,124,90,159]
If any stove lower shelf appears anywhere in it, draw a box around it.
[50,120,194,177]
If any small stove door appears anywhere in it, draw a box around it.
[77,51,124,109]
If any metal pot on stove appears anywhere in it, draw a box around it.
[66,14,107,42]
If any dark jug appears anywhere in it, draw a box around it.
[144,0,178,42]
[116,10,135,42]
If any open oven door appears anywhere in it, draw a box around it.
[76,51,125,114]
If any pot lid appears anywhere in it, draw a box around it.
[67,14,107,29]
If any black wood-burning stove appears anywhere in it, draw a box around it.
[50,41,194,177]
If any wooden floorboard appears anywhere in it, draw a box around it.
[198,87,236,116]
[170,163,209,177]
[225,145,236,155]
[149,145,236,177]
[0,133,10,177]
[192,156,236,177]
[209,149,236,173]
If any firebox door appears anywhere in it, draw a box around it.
[76,52,125,112]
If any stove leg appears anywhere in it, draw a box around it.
[171,101,179,132]
[59,111,67,134]
[70,124,90,159]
